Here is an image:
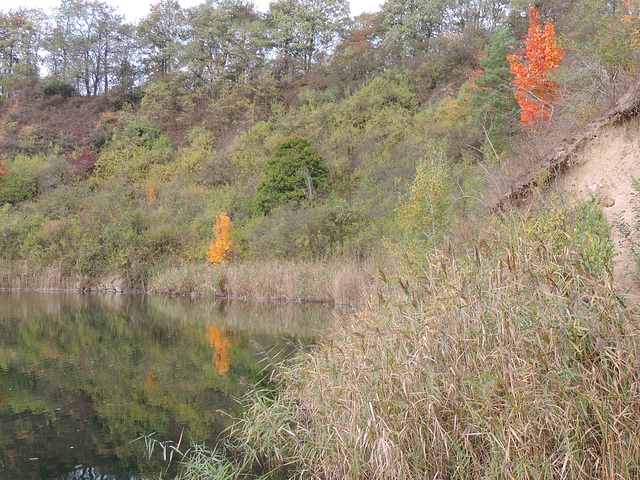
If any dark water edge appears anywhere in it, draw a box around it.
[0,291,335,480]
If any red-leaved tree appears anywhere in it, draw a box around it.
[66,149,100,179]
[0,157,8,185]
[507,6,565,127]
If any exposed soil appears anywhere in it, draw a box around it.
[557,120,640,300]
[499,82,640,302]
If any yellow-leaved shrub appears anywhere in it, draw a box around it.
[207,212,234,263]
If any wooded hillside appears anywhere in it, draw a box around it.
[1,0,639,294]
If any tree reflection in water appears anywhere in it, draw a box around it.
[0,292,333,479]
[206,326,233,375]
[146,372,155,395]
[61,465,122,479]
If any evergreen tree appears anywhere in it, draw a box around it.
[472,27,519,149]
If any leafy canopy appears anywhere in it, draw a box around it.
[472,28,518,131]
[398,147,450,250]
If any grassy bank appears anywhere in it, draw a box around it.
[180,199,640,479]
[0,258,379,304]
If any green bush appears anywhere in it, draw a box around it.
[94,123,174,183]
[121,117,167,148]
[42,77,76,98]
[0,170,38,205]
[527,196,613,276]
[254,136,331,214]
[241,198,366,260]
[615,177,640,276]
[0,155,43,205]
[0,206,46,260]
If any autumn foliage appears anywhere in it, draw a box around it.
[147,180,157,205]
[207,212,234,263]
[507,6,564,127]
[398,148,450,245]
[624,0,640,46]
[66,149,100,179]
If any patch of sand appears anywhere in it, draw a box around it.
[556,120,640,300]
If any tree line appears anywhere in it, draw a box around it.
[0,0,521,98]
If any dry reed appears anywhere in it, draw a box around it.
[234,209,640,479]
[148,259,378,304]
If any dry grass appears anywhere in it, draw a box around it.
[0,261,85,290]
[147,262,226,295]
[1,257,379,305]
[233,208,640,479]
[148,259,379,304]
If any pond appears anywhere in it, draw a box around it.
[0,291,335,479]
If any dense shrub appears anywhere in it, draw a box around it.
[0,156,41,205]
[42,77,76,98]
[397,147,451,252]
[254,136,330,214]
[120,117,167,148]
[66,149,100,179]
[242,198,365,260]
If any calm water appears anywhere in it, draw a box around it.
[0,292,334,480]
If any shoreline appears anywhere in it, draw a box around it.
[0,258,382,305]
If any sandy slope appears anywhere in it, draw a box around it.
[556,120,640,299]
[497,82,640,301]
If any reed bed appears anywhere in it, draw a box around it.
[148,259,378,304]
[1,257,377,305]
[227,209,640,479]
[0,261,86,290]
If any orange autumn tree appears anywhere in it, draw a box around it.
[147,180,157,205]
[207,212,234,263]
[624,0,640,46]
[507,6,564,127]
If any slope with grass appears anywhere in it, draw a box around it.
[557,117,640,298]
[1,0,637,304]
[171,46,640,480]
[0,65,482,301]
[170,75,640,474]
[492,80,640,299]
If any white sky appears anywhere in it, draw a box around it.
[9,0,381,21]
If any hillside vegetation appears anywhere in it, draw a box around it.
[2,0,638,299]
[3,0,640,476]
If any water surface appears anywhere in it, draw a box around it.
[0,292,333,479]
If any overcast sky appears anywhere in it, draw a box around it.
[11,0,381,21]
